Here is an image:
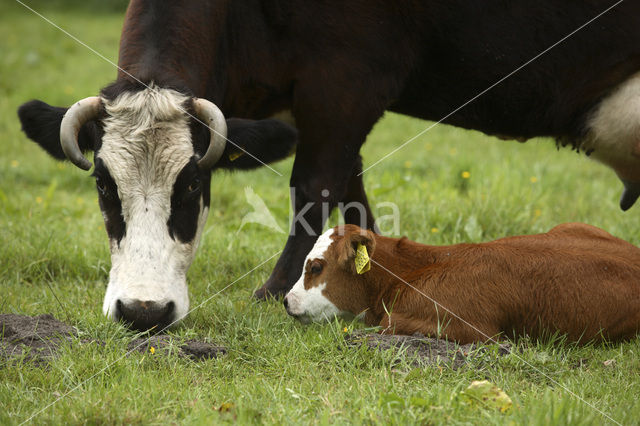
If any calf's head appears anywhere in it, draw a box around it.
[284,225,376,323]
[18,83,297,331]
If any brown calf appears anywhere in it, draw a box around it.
[284,223,640,344]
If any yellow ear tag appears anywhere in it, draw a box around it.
[355,243,370,274]
[229,151,245,161]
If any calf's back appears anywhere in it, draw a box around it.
[367,223,640,343]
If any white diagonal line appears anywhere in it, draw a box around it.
[369,257,621,425]
[360,0,625,175]
[14,0,284,177]
[19,250,281,425]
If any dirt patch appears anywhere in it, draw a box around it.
[128,335,226,360]
[345,331,511,369]
[0,314,225,365]
[0,314,76,365]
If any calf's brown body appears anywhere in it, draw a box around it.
[327,224,640,343]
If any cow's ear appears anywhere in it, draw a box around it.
[337,227,377,273]
[212,118,297,170]
[17,100,99,160]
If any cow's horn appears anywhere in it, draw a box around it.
[193,98,227,169]
[620,180,640,211]
[60,96,102,170]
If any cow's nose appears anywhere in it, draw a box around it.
[115,299,175,332]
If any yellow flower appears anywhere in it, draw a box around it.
[404,161,412,169]
[449,148,458,156]
[35,196,43,204]
[218,402,234,412]
[424,143,433,151]
[530,176,538,183]
[461,171,470,179]
[149,346,155,354]
[343,327,348,333]
[534,209,542,218]
[431,227,439,233]
[10,160,19,168]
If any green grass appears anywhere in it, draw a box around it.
[2,2,640,424]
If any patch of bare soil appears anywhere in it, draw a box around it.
[0,314,76,365]
[345,331,511,369]
[128,335,226,360]
[0,314,225,365]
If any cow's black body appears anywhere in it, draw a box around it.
[23,0,640,298]
[120,1,640,139]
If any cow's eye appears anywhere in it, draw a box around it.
[310,262,323,275]
[187,177,201,194]
[96,177,107,197]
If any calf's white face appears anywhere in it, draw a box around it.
[285,228,342,323]
[97,87,209,330]
[285,226,374,323]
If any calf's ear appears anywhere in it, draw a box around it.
[212,118,297,170]
[337,228,377,273]
[17,100,100,161]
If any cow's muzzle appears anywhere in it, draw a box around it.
[115,299,176,332]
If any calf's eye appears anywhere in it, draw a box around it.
[310,262,323,275]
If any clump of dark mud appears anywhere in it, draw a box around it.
[0,314,76,365]
[345,330,511,369]
[0,314,225,365]
[128,335,226,360]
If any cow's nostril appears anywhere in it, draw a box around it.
[283,297,289,310]
[117,299,176,332]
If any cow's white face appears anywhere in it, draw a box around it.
[18,82,299,331]
[97,87,209,330]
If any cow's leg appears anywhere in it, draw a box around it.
[254,146,364,299]
[339,156,378,232]
[254,99,385,299]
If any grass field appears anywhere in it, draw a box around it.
[2,2,640,424]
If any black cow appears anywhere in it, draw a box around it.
[18,0,640,329]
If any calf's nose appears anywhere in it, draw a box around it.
[115,299,175,332]
[284,295,298,317]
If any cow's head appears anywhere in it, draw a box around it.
[18,83,297,331]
